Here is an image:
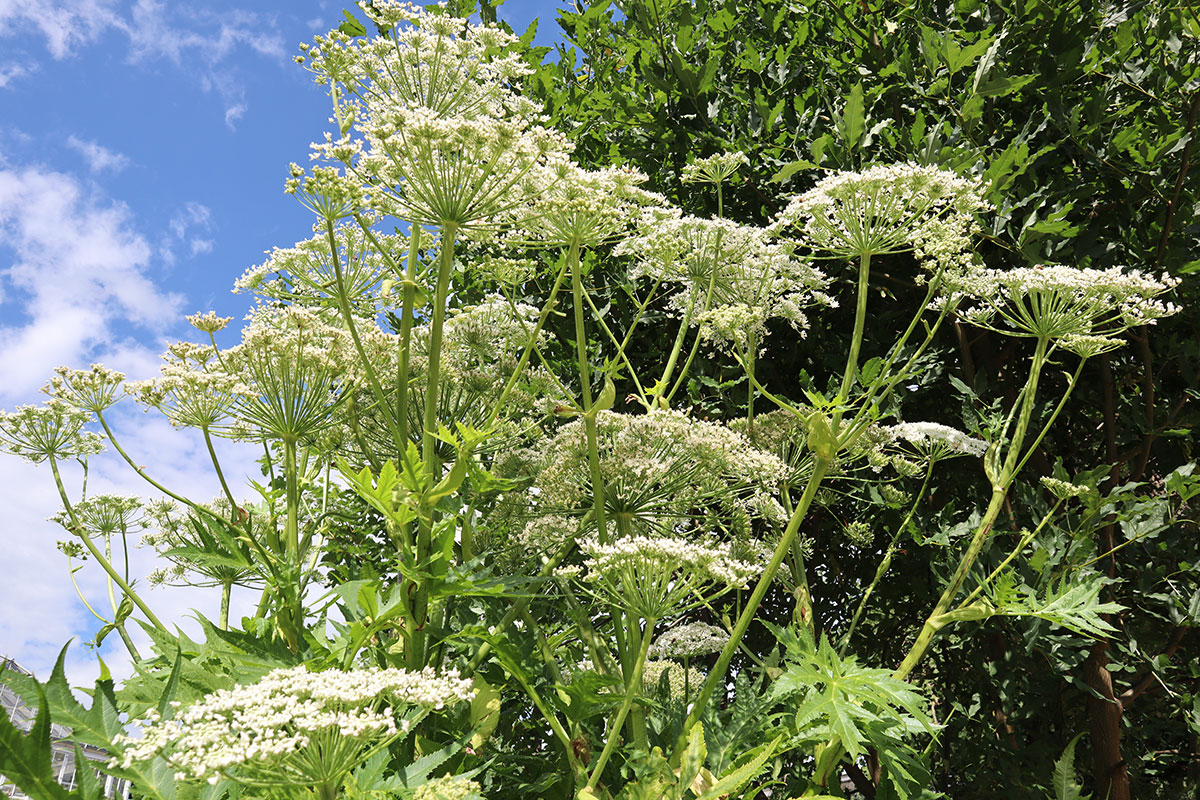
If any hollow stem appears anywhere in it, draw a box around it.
[674,456,831,757]
[49,457,165,631]
[833,252,872,429]
[841,462,935,656]
[587,619,656,790]
[568,240,611,544]
[220,580,232,630]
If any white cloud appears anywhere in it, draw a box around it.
[119,1,285,126]
[0,0,117,59]
[0,0,288,125]
[0,162,260,688]
[224,102,247,129]
[66,135,130,174]
[0,166,182,400]
[0,61,33,87]
[161,200,214,264]
[168,201,211,239]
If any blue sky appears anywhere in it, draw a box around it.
[0,0,568,686]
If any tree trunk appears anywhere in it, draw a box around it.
[1082,640,1130,800]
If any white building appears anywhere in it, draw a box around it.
[1,659,130,800]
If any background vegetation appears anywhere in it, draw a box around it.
[510,1,1200,797]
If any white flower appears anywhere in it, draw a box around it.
[114,666,474,787]
[43,364,126,413]
[772,162,988,265]
[944,263,1181,342]
[681,151,749,185]
[505,162,662,247]
[889,422,987,459]
[1040,476,1091,500]
[618,215,832,353]
[414,774,484,800]
[649,622,729,658]
[0,400,104,463]
[525,411,786,546]
[577,534,757,619]
[641,659,706,701]
[187,311,233,334]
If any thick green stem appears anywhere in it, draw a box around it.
[395,225,423,451]
[317,780,338,800]
[569,240,611,544]
[893,336,1051,680]
[277,435,304,652]
[283,437,301,561]
[893,485,1008,680]
[587,620,656,790]
[49,458,165,631]
[220,580,232,630]
[115,623,141,662]
[958,498,1064,610]
[423,224,458,476]
[410,224,459,668]
[675,457,831,757]
[834,253,872,429]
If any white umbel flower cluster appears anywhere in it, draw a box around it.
[1040,476,1091,500]
[44,364,126,413]
[889,422,988,459]
[577,534,757,619]
[944,264,1180,342]
[506,162,663,248]
[127,343,253,432]
[526,411,786,546]
[0,400,104,463]
[413,774,485,800]
[772,162,988,267]
[681,151,749,185]
[648,622,730,658]
[618,214,832,353]
[113,666,474,786]
[301,0,570,229]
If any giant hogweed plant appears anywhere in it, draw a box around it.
[0,4,1185,799]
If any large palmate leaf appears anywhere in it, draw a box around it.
[987,571,1123,639]
[0,683,87,800]
[769,624,936,799]
[0,647,180,800]
[771,628,935,759]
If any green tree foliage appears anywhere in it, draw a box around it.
[529,1,1200,798]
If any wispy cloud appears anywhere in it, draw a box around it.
[0,0,288,125]
[66,135,130,174]
[119,1,286,127]
[161,200,214,264]
[0,0,118,59]
[0,61,33,87]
